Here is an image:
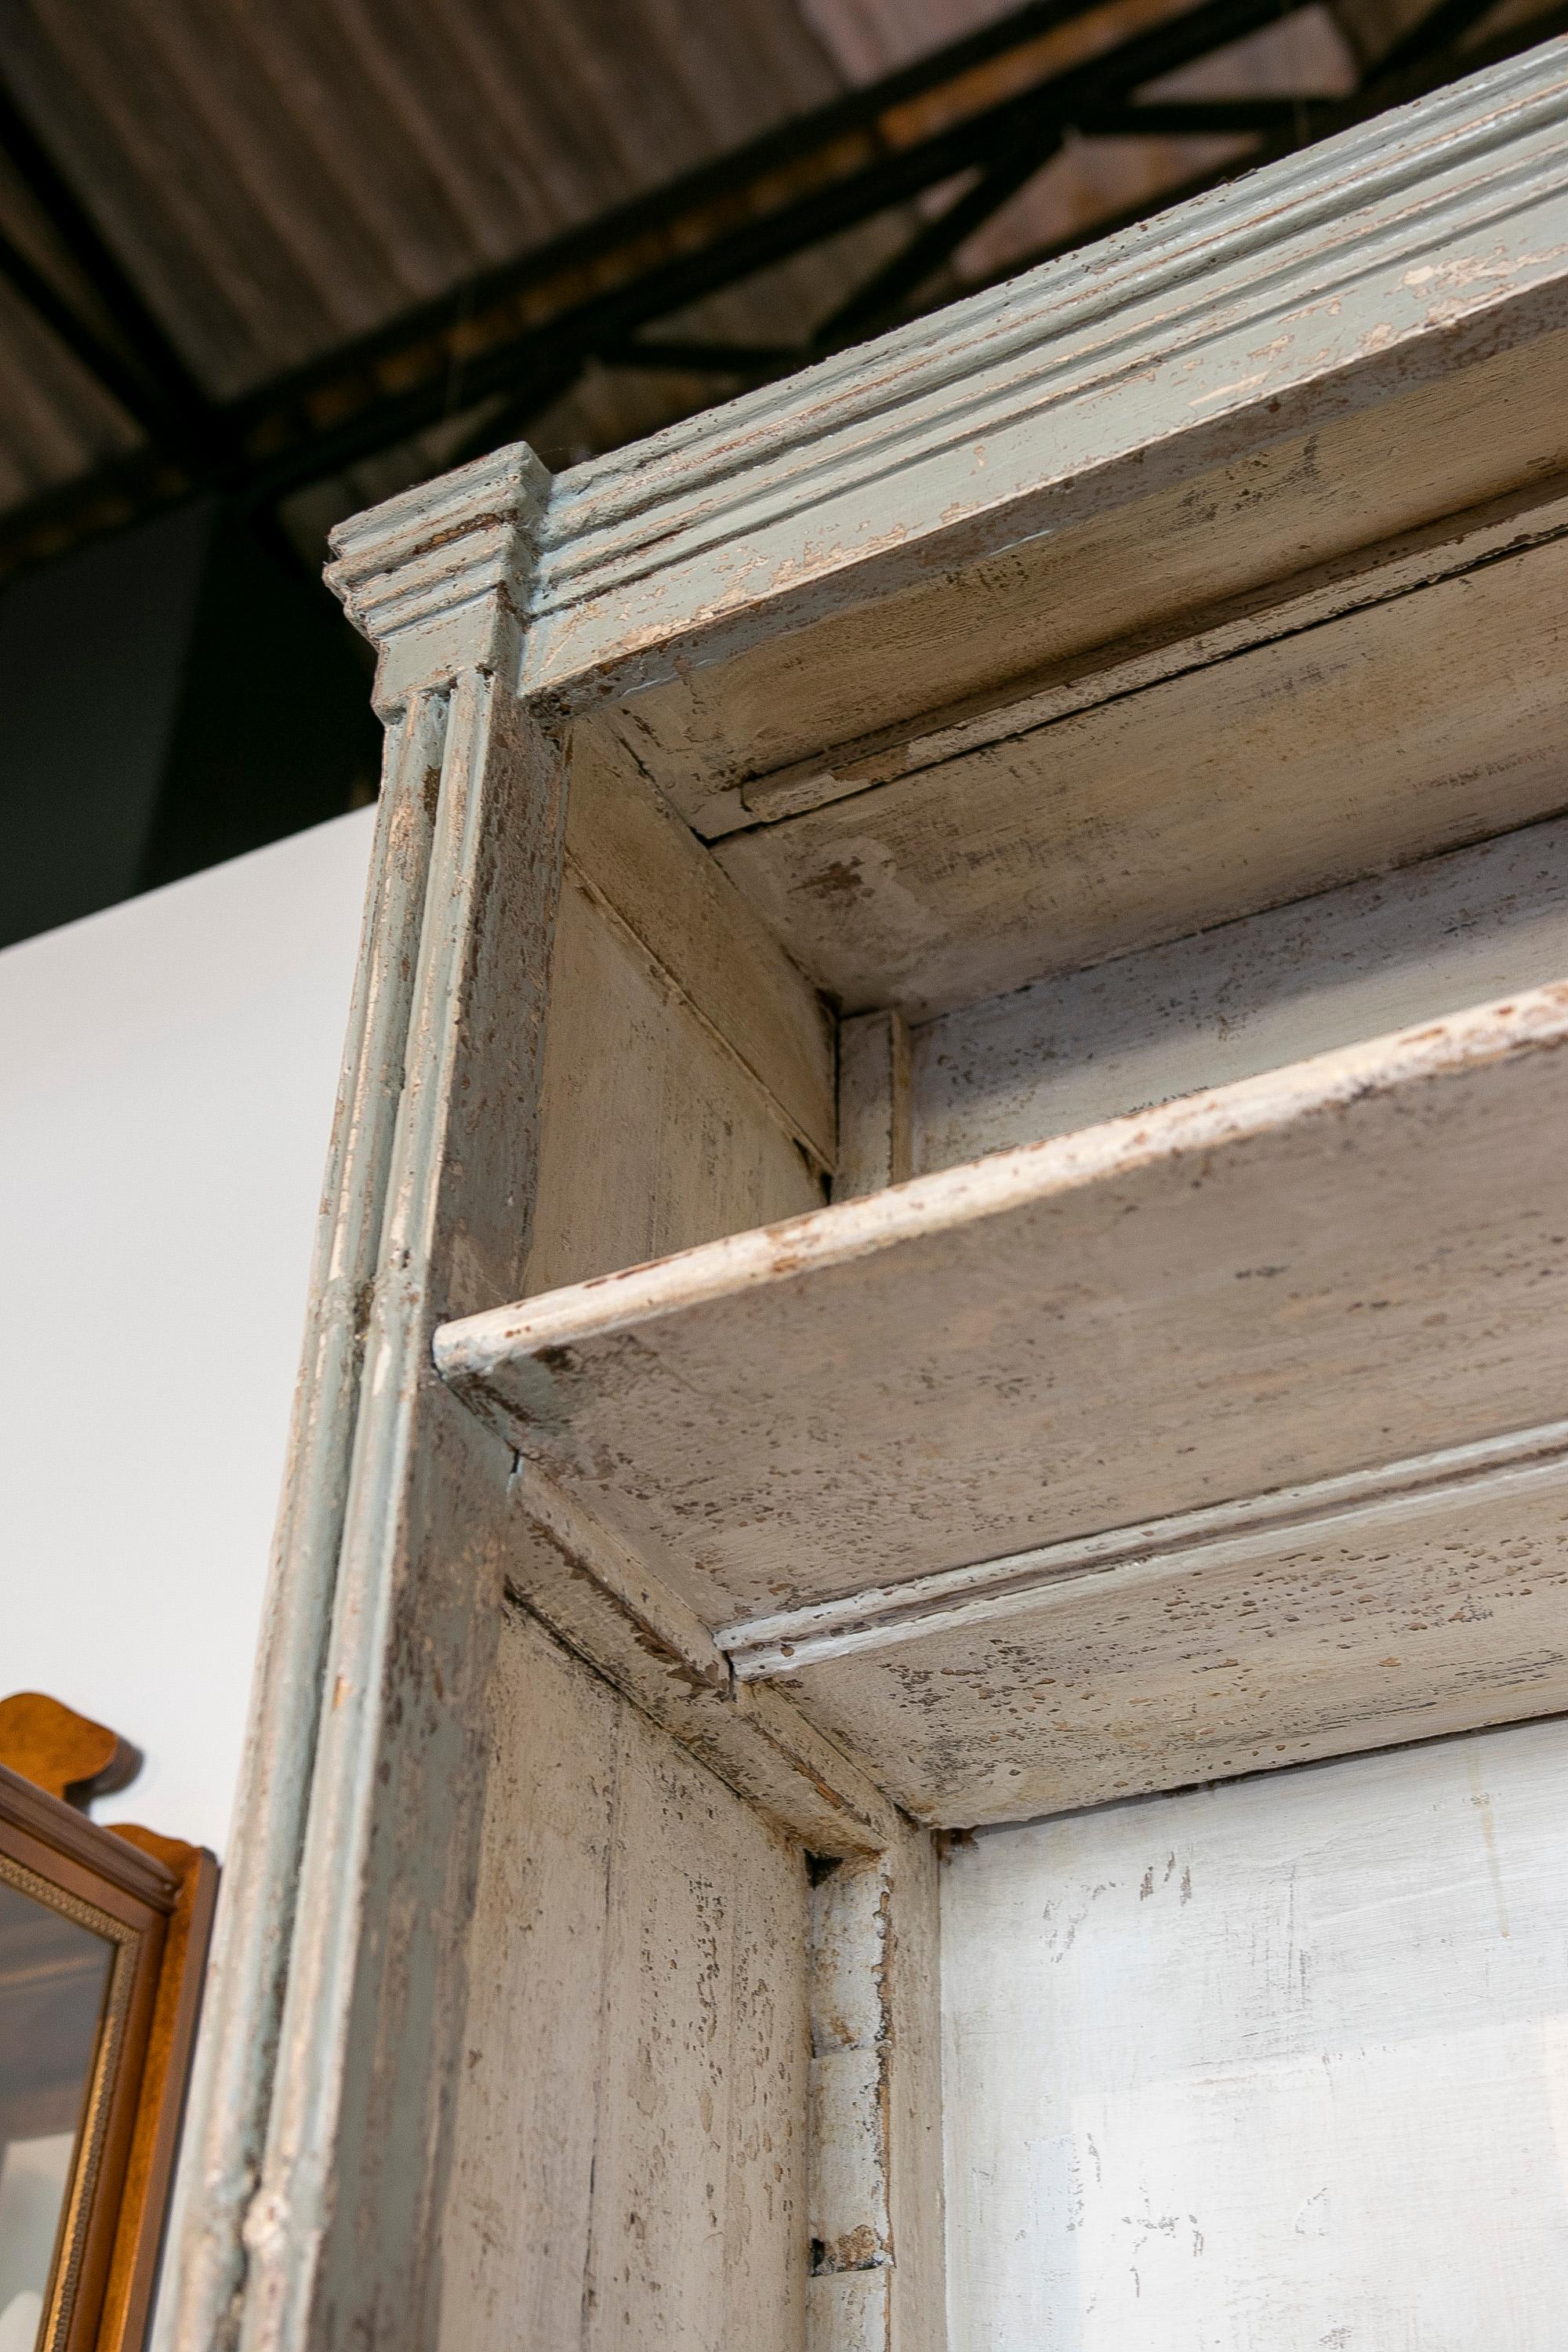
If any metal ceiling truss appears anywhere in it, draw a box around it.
[0,0,1563,583]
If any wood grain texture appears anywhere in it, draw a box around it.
[198,49,1568,2343]
[246,677,568,2352]
[436,985,1568,1822]
[0,1690,140,1806]
[908,815,1568,1171]
[731,476,1568,834]
[320,52,1568,805]
[609,348,1568,837]
[156,684,453,2352]
[782,1457,1568,1823]
[714,531,1568,1019]
[437,985,1568,1621]
[512,47,1568,747]
[527,875,822,1300]
[942,1716,1568,2350]
[160,667,571,2352]
[564,721,835,1170]
[501,1468,902,1857]
[727,1421,1568,1678]
[438,1608,810,2352]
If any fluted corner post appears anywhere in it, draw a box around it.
[154,445,568,2352]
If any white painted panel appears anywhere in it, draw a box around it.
[0,810,372,1853]
[942,1718,1568,2351]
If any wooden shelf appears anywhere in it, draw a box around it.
[437,985,1568,1824]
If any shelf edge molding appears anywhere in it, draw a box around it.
[434,978,1568,1402]
[716,1418,1568,1679]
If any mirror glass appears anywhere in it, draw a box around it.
[0,1873,115,2352]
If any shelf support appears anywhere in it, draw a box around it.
[835,1008,913,1200]
[809,1830,946,2352]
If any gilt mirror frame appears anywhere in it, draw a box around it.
[0,1720,216,2352]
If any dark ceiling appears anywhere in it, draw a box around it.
[2,0,1559,586]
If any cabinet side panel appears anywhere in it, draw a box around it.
[434,1607,617,2350]
[527,877,823,1297]
[439,1610,810,2352]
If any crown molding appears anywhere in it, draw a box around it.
[515,39,1568,693]
[324,441,551,710]
[325,45,1568,717]
[715,1420,1568,1677]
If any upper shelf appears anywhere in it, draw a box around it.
[437,983,1568,1822]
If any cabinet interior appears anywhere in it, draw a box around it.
[229,79,1568,2348]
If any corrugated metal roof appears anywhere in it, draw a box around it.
[0,0,866,511]
[0,0,1543,546]
[807,0,1358,280]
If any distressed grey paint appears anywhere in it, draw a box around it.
[155,41,1568,2351]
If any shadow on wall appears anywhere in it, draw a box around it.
[0,496,380,950]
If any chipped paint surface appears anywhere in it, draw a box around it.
[166,42,1568,2351]
[808,1831,946,2352]
[942,1718,1568,2348]
[906,815,1568,1170]
[437,984,1568,1600]
[324,47,1568,749]
[436,985,1568,1822]
[786,1463,1568,1824]
[714,527,1568,1022]
[439,1607,811,2352]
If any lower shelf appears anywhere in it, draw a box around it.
[437,983,1568,1824]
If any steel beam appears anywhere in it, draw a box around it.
[1,0,1563,583]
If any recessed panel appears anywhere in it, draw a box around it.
[715,537,1568,1019]
[942,1717,1568,2349]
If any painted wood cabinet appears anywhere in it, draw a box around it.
[156,39,1568,2352]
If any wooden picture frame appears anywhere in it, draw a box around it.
[0,1705,216,2352]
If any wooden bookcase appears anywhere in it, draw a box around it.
[157,39,1568,2352]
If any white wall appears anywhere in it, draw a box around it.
[0,809,374,1854]
[942,1718,1568,2352]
